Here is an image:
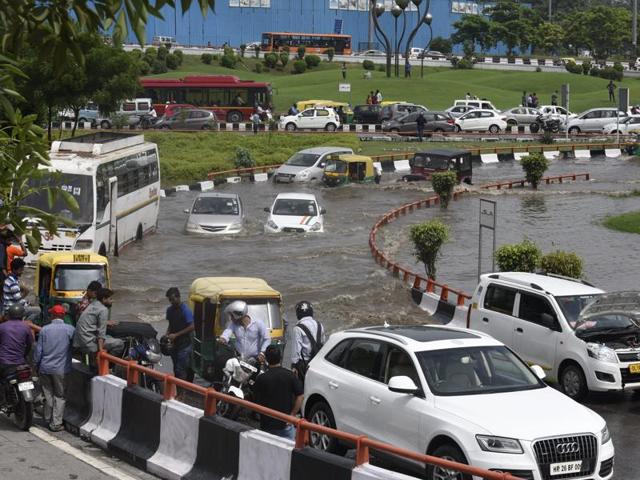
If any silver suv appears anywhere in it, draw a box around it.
[566,108,627,134]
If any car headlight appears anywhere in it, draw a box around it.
[185,222,199,230]
[226,222,242,231]
[298,169,310,179]
[74,239,93,250]
[310,221,322,231]
[267,219,279,230]
[476,435,523,454]
[601,424,611,444]
[586,343,618,363]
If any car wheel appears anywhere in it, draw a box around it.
[285,122,297,131]
[226,111,243,123]
[434,128,444,133]
[568,126,580,135]
[529,123,540,133]
[560,363,588,401]
[325,123,336,132]
[100,120,111,129]
[454,125,461,133]
[488,124,500,133]
[426,444,471,480]
[507,119,517,127]
[78,117,88,125]
[307,401,346,455]
[201,124,212,130]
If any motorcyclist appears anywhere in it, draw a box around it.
[218,300,270,363]
[0,304,33,381]
[291,301,325,382]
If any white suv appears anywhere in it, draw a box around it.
[304,325,614,480]
[469,273,640,401]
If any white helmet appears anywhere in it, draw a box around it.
[225,300,248,322]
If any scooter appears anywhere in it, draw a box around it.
[216,354,264,420]
[529,115,561,134]
[0,364,36,430]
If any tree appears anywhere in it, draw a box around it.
[495,239,542,272]
[452,15,493,53]
[540,251,584,278]
[429,37,453,55]
[535,22,565,56]
[521,153,550,189]
[561,6,631,59]
[409,220,450,279]
[431,171,458,209]
[487,0,539,56]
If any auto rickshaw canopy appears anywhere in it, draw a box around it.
[35,251,110,298]
[189,277,281,303]
[295,99,352,114]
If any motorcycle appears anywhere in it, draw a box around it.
[0,364,36,430]
[138,113,160,130]
[216,353,264,420]
[529,115,561,134]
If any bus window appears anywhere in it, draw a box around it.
[186,88,206,106]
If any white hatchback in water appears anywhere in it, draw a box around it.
[264,193,325,233]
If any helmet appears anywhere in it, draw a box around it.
[160,335,174,356]
[6,304,25,320]
[225,300,248,322]
[295,301,313,320]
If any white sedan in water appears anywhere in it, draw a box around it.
[264,193,326,233]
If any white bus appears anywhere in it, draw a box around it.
[24,133,160,260]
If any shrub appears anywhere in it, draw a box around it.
[233,147,256,169]
[564,60,582,75]
[521,152,549,189]
[455,58,474,69]
[157,45,168,61]
[201,53,213,64]
[138,59,151,75]
[292,60,307,74]
[151,58,168,74]
[223,45,235,57]
[279,52,289,67]
[409,220,450,279]
[540,251,584,279]
[264,53,278,68]
[111,114,130,130]
[362,59,375,70]
[581,59,591,75]
[297,46,306,59]
[212,54,220,61]
[377,64,386,72]
[240,44,246,57]
[535,66,542,72]
[165,53,180,70]
[431,171,458,209]
[495,239,542,273]
[144,47,157,58]
[305,54,321,68]
[220,54,237,69]
[600,66,623,81]
[326,47,335,61]
[254,45,260,58]
[254,63,263,73]
[173,49,184,66]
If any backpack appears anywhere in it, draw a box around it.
[293,321,323,382]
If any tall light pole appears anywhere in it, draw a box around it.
[391,4,403,77]
[403,0,433,77]
[420,13,433,78]
[548,0,552,21]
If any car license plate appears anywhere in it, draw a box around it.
[18,381,34,392]
[630,363,640,373]
[550,461,582,476]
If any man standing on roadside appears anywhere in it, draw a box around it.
[341,62,347,80]
[416,112,427,142]
[521,91,527,107]
[33,304,75,432]
[73,288,124,357]
[551,90,558,106]
[375,89,383,104]
[164,287,195,382]
[254,345,303,440]
[607,80,616,102]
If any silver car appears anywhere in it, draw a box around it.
[566,108,628,134]
[273,146,353,183]
[503,107,540,126]
[184,193,244,234]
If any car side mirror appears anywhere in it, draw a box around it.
[263,207,270,213]
[388,376,419,395]
[318,162,326,169]
[320,207,327,215]
[184,209,190,214]
[539,313,557,330]
[530,365,546,380]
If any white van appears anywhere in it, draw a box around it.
[98,98,153,129]
[453,99,500,113]
[152,35,177,47]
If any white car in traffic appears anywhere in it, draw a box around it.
[264,193,325,233]
[454,109,507,133]
[273,146,353,183]
[602,115,640,134]
[304,324,614,479]
[278,107,341,132]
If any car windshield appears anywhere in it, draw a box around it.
[24,173,94,225]
[555,294,603,326]
[272,199,318,216]
[416,346,543,396]
[192,197,239,215]
[324,159,348,173]
[285,153,320,167]
[54,265,106,291]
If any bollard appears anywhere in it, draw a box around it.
[126,360,139,386]
[355,436,370,466]
[163,376,176,401]
[441,286,449,302]
[426,278,434,293]
[295,419,310,449]
[457,294,466,306]
[204,388,217,416]
[413,277,422,290]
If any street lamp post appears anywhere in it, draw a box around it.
[403,0,434,77]
[370,1,392,78]
[420,13,433,78]
[391,4,403,77]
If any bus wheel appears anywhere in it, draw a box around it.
[227,111,243,123]
[136,224,143,241]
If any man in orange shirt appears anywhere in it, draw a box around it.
[6,235,26,273]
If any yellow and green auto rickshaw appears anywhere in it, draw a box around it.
[34,252,110,326]
[188,277,285,381]
[322,154,382,187]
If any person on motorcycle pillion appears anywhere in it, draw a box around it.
[218,300,270,363]
[291,301,325,383]
[0,304,33,381]
[163,287,195,382]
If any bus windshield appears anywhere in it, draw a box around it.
[24,173,94,225]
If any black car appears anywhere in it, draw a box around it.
[382,111,455,134]
[352,104,383,124]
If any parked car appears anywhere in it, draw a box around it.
[304,324,614,479]
[405,47,423,59]
[100,98,154,129]
[418,50,447,59]
[357,49,386,57]
[445,105,475,118]
[264,193,325,233]
[453,99,500,113]
[278,107,341,132]
[154,108,217,130]
[382,111,455,134]
[380,103,428,122]
[184,193,244,235]
[566,108,628,134]
[502,107,541,126]
[162,103,195,117]
[62,103,100,125]
[273,146,353,183]
[352,104,383,124]
[468,272,640,401]
[454,109,507,133]
[602,115,640,134]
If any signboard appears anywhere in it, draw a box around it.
[619,87,629,113]
[73,253,91,263]
[334,19,343,34]
[479,199,496,229]
[339,83,351,92]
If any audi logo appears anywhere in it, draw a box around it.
[556,442,580,454]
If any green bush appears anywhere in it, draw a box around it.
[165,53,180,70]
[430,36,453,54]
[111,114,130,130]
[521,152,549,189]
[564,60,582,75]
[151,58,167,74]
[431,171,458,209]
[279,52,289,67]
[495,239,542,273]
[138,59,151,75]
[326,47,335,61]
[233,147,256,169]
[157,45,168,61]
[362,59,375,70]
[600,66,623,81]
[540,251,584,279]
[201,53,213,64]
[409,220,450,279]
[292,60,307,74]
[173,49,183,65]
[455,58,474,69]
[377,64,386,72]
[581,60,591,75]
[223,45,235,57]
[305,54,321,68]
[254,63,263,73]
[264,53,278,68]
[240,44,246,57]
[220,54,237,69]
[297,46,306,59]
[212,54,220,61]
[254,45,261,58]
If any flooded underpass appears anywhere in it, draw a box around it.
[106,153,640,478]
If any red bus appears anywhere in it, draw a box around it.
[140,75,272,123]
[261,32,352,55]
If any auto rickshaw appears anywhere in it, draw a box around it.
[34,252,110,326]
[322,154,381,187]
[188,277,285,382]
[402,149,472,184]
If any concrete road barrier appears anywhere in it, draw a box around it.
[238,430,294,480]
[86,375,127,448]
[63,362,95,433]
[290,447,355,480]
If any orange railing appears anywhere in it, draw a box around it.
[96,351,519,479]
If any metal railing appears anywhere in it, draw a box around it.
[95,351,519,479]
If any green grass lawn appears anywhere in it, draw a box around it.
[604,210,640,234]
[151,56,636,113]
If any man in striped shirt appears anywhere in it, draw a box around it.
[2,258,41,322]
